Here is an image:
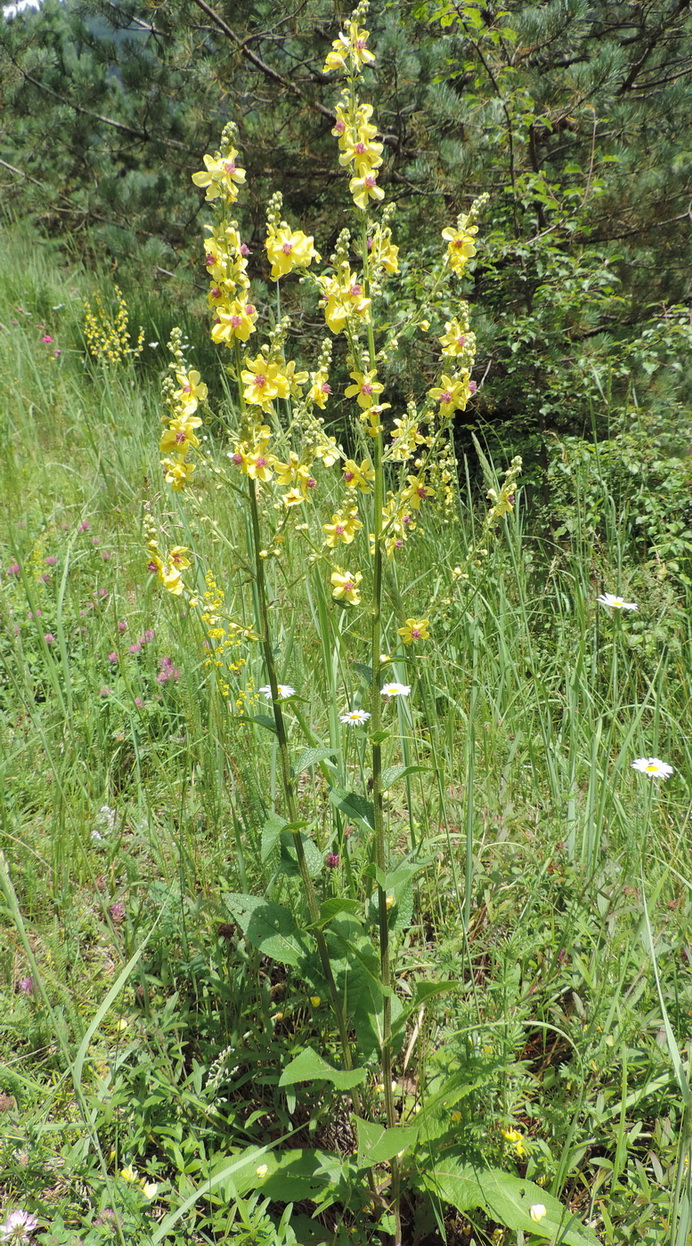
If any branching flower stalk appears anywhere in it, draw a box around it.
[149,7,501,1239]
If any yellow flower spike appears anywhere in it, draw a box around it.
[330,568,363,605]
[397,618,430,644]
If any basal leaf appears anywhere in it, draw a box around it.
[424,1160,599,1246]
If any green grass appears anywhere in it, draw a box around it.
[0,222,691,1246]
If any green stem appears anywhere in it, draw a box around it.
[362,214,401,1244]
[247,478,360,1091]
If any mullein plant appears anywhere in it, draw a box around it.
[142,8,594,1244]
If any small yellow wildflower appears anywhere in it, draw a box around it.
[174,369,208,416]
[344,369,384,409]
[350,171,385,211]
[256,1164,269,1179]
[342,457,375,491]
[211,300,258,344]
[330,568,363,605]
[442,221,478,276]
[265,226,320,281]
[192,150,246,202]
[398,618,430,644]
[322,506,362,548]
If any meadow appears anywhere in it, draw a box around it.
[1,15,692,1245]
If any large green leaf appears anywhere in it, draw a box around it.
[381,763,429,788]
[279,1046,367,1090]
[352,1117,419,1168]
[293,746,338,773]
[225,893,308,967]
[328,786,375,830]
[423,1160,599,1246]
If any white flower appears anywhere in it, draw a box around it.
[259,684,296,700]
[529,1204,547,1223]
[632,757,674,779]
[380,682,410,698]
[340,709,371,725]
[0,1211,39,1242]
[597,592,637,611]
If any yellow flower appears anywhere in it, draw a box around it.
[160,415,202,455]
[402,473,434,510]
[241,356,290,411]
[211,300,258,344]
[312,436,341,468]
[162,457,195,492]
[439,317,474,357]
[344,369,384,409]
[322,506,362,548]
[338,135,384,176]
[282,487,306,507]
[283,359,310,398]
[330,568,363,605]
[256,1164,269,1179]
[140,1181,159,1199]
[317,271,371,335]
[442,222,478,276]
[428,373,471,418]
[265,226,320,281]
[397,618,430,644]
[243,452,274,482]
[308,368,332,409]
[342,457,375,491]
[323,21,375,74]
[174,369,208,415]
[309,995,321,1007]
[192,150,246,202]
[501,1127,526,1158]
[120,1165,138,1183]
[349,172,385,211]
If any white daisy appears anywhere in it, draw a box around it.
[259,684,296,700]
[597,592,638,611]
[380,682,411,698]
[631,757,674,780]
[340,709,371,725]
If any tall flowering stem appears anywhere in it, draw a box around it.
[155,9,506,1243]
